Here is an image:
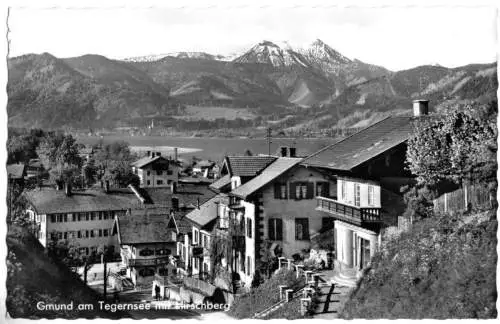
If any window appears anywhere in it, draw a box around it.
[90,246,97,255]
[157,180,163,185]
[85,230,89,238]
[98,212,102,220]
[57,232,63,240]
[139,248,154,257]
[63,214,68,222]
[77,231,82,239]
[63,232,68,240]
[90,212,96,221]
[90,230,95,238]
[193,229,199,244]
[57,214,63,222]
[147,180,151,186]
[157,170,163,176]
[167,170,173,176]
[316,182,330,197]
[268,218,283,241]
[246,256,252,276]
[147,171,151,176]
[51,215,56,223]
[355,184,361,207]
[368,186,374,206]
[290,182,313,200]
[246,218,252,238]
[103,229,109,237]
[98,229,103,237]
[295,218,310,240]
[274,183,287,199]
[85,213,90,221]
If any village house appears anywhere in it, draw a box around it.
[131,151,180,188]
[23,182,141,256]
[112,207,179,287]
[192,160,217,178]
[300,100,428,284]
[181,193,229,279]
[7,163,26,186]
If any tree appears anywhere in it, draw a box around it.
[406,102,497,187]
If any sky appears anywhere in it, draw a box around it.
[7,6,498,71]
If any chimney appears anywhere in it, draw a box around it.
[280,146,288,157]
[171,197,179,211]
[65,181,72,197]
[174,148,178,162]
[105,180,110,193]
[413,100,429,117]
[289,147,297,157]
[170,181,177,194]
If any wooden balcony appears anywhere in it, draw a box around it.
[127,256,171,267]
[316,196,382,225]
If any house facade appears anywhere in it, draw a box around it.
[113,207,178,287]
[302,103,427,281]
[23,185,140,256]
[132,152,180,188]
[227,157,336,287]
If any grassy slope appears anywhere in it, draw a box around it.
[340,211,497,319]
[6,224,125,319]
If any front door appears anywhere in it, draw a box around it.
[359,237,371,269]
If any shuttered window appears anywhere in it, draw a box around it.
[290,182,314,200]
[268,218,283,241]
[274,183,287,199]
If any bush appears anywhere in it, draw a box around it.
[340,212,497,319]
[228,269,303,319]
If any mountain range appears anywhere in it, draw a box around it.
[7,39,497,131]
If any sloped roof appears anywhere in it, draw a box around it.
[209,174,231,191]
[24,188,141,214]
[186,194,229,228]
[224,156,276,177]
[116,208,177,245]
[7,164,26,179]
[139,183,217,208]
[132,155,178,169]
[301,117,415,171]
[231,157,303,199]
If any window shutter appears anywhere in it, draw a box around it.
[274,183,281,199]
[268,219,275,240]
[306,182,314,199]
[276,219,283,241]
[289,182,297,200]
[323,182,330,198]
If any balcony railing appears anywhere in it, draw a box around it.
[316,196,382,225]
[127,256,171,267]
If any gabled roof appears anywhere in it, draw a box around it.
[231,157,303,199]
[185,194,229,229]
[222,156,276,177]
[115,207,177,245]
[131,155,178,169]
[209,174,231,191]
[301,117,415,171]
[23,187,141,214]
[138,183,217,208]
[7,164,26,179]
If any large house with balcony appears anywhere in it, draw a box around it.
[112,207,179,287]
[132,152,180,188]
[301,101,428,282]
[181,193,229,279]
[23,184,141,256]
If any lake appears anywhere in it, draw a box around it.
[75,135,336,161]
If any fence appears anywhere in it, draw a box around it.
[433,183,495,214]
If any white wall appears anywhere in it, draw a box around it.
[337,179,381,208]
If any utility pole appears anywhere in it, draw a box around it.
[266,128,272,156]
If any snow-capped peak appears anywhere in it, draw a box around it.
[301,38,352,65]
[233,40,309,68]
